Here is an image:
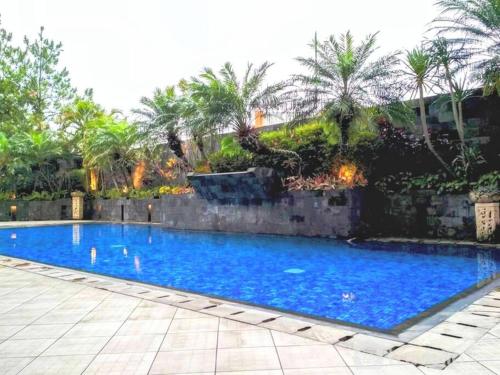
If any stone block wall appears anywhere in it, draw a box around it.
[0,199,72,221]
[91,198,160,223]
[382,190,475,239]
[160,189,362,238]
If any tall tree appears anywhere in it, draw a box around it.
[187,62,287,155]
[133,87,188,165]
[293,31,406,152]
[432,0,500,94]
[403,47,452,174]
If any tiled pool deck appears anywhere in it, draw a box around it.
[0,222,499,374]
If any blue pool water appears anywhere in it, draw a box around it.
[0,224,498,331]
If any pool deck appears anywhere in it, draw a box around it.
[0,222,499,374]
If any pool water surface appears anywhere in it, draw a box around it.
[0,223,498,331]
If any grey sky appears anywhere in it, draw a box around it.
[1,0,439,113]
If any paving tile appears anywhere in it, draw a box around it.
[84,352,156,375]
[128,305,177,320]
[481,361,500,374]
[465,338,500,360]
[429,322,489,340]
[217,347,281,372]
[337,334,403,357]
[0,338,55,357]
[0,325,25,339]
[42,336,109,356]
[168,317,219,333]
[447,312,497,329]
[174,308,209,319]
[161,331,218,351]
[81,308,132,323]
[283,369,352,375]
[454,353,476,362]
[230,310,280,325]
[350,364,423,375]
[387,344,458,369]
[420,360,496,374]
[336,346,406,366]
[272,330,327,346]
[64,322,122,338]
[296,325,355,344]
[218,371,282,375]
[150,349,216,374]
[101,334,163,354]
[0,357,34,375]
[116,319,171,335]
[277,345,345,369]
[12,323,73,340]
[218,330,274,348]
[19,355,94,375]
[219,318,265,331]
[175,299,217,310]
[202,304,245,317]
[259,317,312,333]
[410,332,475,354]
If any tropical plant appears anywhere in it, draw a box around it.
[82,115,141,190]
[133,86,187,164]
[292,31,409,152]
[188,62,289,156]
[432,0,500,94]
[402,47,452,173]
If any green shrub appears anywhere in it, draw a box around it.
[209,136,254,173]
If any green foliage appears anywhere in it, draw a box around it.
[21,190,67,201]
[208,136,254,173]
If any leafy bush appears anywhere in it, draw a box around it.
[256,121,340,177]
[208,136,254,173]
[158,185,193,195]
[21,191,67,201]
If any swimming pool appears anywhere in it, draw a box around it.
[0,223,498,331]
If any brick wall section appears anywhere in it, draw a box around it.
[383,190,475,239]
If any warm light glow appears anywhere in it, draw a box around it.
[147,204,152,211]
[338,163,357,185]
[132,160,146,189]
[254,110,265,128]
[122,186,129,194]
[9,206,17,214]
[89,169,98,192]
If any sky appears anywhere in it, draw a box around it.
[0,0,440,114]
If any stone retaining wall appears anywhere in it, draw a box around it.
[91,198,161,223]
[160,189,362,238]
[380,190,475,239]
[0,199,72,221]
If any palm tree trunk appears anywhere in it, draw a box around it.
[167,131,190,167]
[418,85,452,174]
[339,117,350,154]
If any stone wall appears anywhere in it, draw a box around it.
[0,199,72,221]
[380,191,475,239]
[160,190,362,238]
[91,198,160,223]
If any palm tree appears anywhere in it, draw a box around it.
[403,47,452,174]
[83,115,140,190]
[432,0,500,94]
[293,31,406,152]
[187,62,287,155]
[133,87,187,164]
[429,37,469,147]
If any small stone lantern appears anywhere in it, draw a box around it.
[71,191,85,220]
